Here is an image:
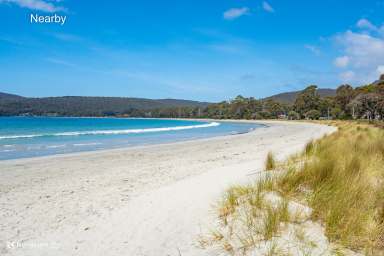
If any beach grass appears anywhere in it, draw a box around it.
[265,152,276,171]
[279,121,384,251]
[203,121,384,255]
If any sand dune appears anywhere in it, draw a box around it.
[0,121,336,256]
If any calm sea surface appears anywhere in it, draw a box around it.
[0,117,264,160]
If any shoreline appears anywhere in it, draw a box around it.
[0,119,269,164]
[0,120,336,256]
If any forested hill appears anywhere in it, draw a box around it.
[0,94,210,116]
[265,88,336,104]
[0,92,25,101]
[0,88,337,117]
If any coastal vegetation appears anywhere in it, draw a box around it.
[200,121,384,255]
[1,75,383,121]
[199,75,384,121]
[265,152,276,171]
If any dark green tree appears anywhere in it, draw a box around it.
[335,84,354,117]
[305,109,321,120]
[294,85,320,118]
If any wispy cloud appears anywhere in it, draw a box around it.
[333,56,350,68]
[192,28,254,55]
[0,0,66,12]
[207,43,246,54]
[45,57,77,68]
[52,33,83,42]
[0,36,23,45]
[223,7,249,20]
[240,73,256,81]
[304,44,321,55]
[356,18,384,36]
[356,18,377,31]
[262,1,274,13]
[106,69,222,95]
[377,65,384,76]
[339,70,355,82]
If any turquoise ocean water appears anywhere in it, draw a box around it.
[0,117,264,160]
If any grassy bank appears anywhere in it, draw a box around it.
[200,121,384,255]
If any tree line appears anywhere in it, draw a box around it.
[126,76,384,120]
[2,76,383,120]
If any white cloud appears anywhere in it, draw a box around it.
[334,56,350,68]
[356,18,377,30]
[377,65,384,76]
[336,30,384,68]
[333,22,384,83]
[339,70,355,82]
[0,0,66,12]
[223,7,249,20]
[262,1,274,13]
[356,18,384,36]
[304,44,320,55]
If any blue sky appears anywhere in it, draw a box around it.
[1,0,384,101]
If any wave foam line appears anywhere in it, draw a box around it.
[73,143,102,147]
[0,122,220,140]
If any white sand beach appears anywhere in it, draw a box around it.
[0,121,336,256]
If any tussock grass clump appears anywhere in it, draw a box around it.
[304,140,315,156]
[278,121,384,253]
[202,176,293,254]
[265,152,276,171]
[265,241,280,256]
[262,205,281,240]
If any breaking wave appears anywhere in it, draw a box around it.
[0,122,220,140]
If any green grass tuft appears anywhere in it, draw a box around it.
[265,152,276,171]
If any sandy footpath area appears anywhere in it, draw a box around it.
[0,121,336,256]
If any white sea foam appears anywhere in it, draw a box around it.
[1,149,16,152]
[73,143,102,147]
[0,122,220,140]
[0,135,37,139]
[46,144,66,149]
